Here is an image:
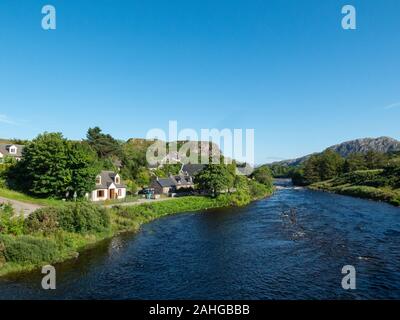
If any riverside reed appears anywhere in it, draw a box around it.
[0,184,272,277]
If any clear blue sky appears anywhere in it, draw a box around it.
[0,0,399,164]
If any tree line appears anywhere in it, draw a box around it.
[291,149,400,187]
[1,128,275,201]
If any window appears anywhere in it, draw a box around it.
[118,189,122,196]
[115,176,120,184]
[9,147,16,154]
[97,190,105,198]
[96,176,101,185]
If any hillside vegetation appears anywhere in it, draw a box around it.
[291,149,400,206]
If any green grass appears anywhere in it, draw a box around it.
[310,180,400,207]
[0,188,63,207]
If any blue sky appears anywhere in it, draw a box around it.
[0,0,399,164]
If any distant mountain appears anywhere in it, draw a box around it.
[271,137,400,167]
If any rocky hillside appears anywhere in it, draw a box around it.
[326,137,400,157]
[272,136,400,167]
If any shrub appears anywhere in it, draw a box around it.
[57,202,110,233]
[248,180,271,199]
[0,235,58,264]
[24,207,59,235]
[0,203,24,236]
[228,189,252,207]
[25,202,110,235]
[341,170,387,187]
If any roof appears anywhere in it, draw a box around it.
[0,144,24,158]
[154,174,194,188]
[156,177,176,188]
[95,171,126,190]
[181,164,206,176]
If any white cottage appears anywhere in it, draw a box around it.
[89,171,127,202]
[0,144,24,163]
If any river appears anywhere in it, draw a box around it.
[1,180,400,299]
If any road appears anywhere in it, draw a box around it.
[0,197,43,217]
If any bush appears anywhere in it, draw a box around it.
[340,170,387,187]
[248,180,271,199]
[56,202,110,233]
[0,235,58,264]
[25,202,110,235]
[24,207,59,235]
[0,203,24,236]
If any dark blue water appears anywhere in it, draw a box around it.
[1,184,400,299]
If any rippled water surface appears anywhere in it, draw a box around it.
[1,182,400,299]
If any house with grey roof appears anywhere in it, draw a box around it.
[88,170,127,202]
[0,144,24,163]
[151,173,195,195]
[180,164,206,177]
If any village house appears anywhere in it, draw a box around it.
[0,144,24,163]
[88,170,127,202]
[150,164,206,196]
[151,174,194,195]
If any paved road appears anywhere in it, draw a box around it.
[0,197,43,217]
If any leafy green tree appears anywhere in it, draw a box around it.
[120,141,148,180]
[384,158,400,188]
[318,150,344,180]
[364,151,388,170]
[67,141,99,198]
[21,133,71,198]
[251,166,273,188]
[343,153,367,173]
[135,167,151,188]
[301,150,344,184]
[302,155,321,184]
[196,164,234,196]
[86,127,121,159]
[8,133,99,199]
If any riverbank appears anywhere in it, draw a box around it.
[309,181,400,207]
[0,189,273,277]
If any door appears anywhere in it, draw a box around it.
[109,189,116,199]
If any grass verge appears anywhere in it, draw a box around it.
[310,181,400,207]
[0,188,63,207]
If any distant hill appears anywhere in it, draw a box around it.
[271,137,400,167]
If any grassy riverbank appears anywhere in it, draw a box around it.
[0,188,272,277]
[309,174,400,207]
[0,188,63,207]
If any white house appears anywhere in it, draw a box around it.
[0,144,24,163]
[88,171,127,202]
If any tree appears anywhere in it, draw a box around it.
[195,164,234,196]
[8,133,99,199]
[318,150,344,180]
[67,141,100,198]
[301,150,344,184]
[86,127,121,159]
[343,153,367,173]
[135,167,150,188]
[251,166,273,188]
[21,133,71,198]
[302,155,321,184]
[364,151,388,170]
[384,158,400,188]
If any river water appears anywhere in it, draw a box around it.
[1,180,400,299]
